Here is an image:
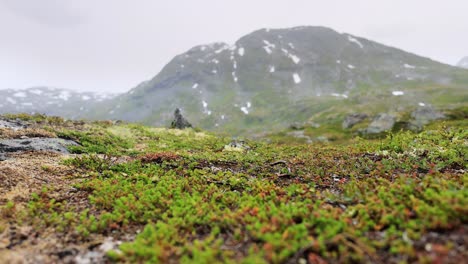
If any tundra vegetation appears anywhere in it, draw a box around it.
[0,113,466,263]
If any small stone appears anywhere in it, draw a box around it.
[223,139,251,152]
[425,243,432,252]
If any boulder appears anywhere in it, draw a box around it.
[366,113,395,134]
[286,130,312,143]
[289,122,305,130]
[0,118,29,130]
[408,106,445,131]
[170,108,192,129]
[342,113,368,129]
[0,138,78,157]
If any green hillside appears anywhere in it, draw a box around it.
[89,26,468,136]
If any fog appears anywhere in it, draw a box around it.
[1,0,467,92]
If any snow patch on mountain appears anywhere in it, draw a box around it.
[263,40,276,54]
[281,48,300,64]
[293,73,301,84]
[13,92,27,98]
[202,100,212,115]
[347,35,364,49]
[238,47,245,56]
[28,89,43,95]
[331,93,348,99]
[232,72,238,82]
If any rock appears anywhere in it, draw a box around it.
[306,121,321,128]
[170,108,192,129]
[342,113,368,129]
[366,113,395,134]
[289,122,305,130]
[0,118,29,130]
[316,136,329,142]
[74,237,122,264]
[408,106,445,131]
[0,138,78,156]
[223,139,251,152]
[286,130,312,143]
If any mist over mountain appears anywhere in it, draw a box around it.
[90,26,467,135]
[457,56,468,69]
[0,87,116,119]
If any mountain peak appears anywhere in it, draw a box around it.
[76,26,467,135]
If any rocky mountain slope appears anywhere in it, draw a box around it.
[0,87,116,119]
[93,26,468,135]
[457,56,468,69]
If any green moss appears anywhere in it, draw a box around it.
[7,115,468,263]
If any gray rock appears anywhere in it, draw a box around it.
[0,118,29,130]
[170,108,192,129]
[306,121,321,128]
[224,139,251,151]
[316,136,329,142]
[408,106,445,131]
[411,106,445,122]
[286,130,312,143]
[0,138,78,155]
[342,113,368,129]
[366,113,395,134]
[74,237,122,264]
[289,122,305,130]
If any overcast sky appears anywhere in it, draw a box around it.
[1,0,467,93]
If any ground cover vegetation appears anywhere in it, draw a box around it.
[0,114,466,263]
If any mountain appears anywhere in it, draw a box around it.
[457,56,468,69]
[58,27,467,134]
[0,87,117,119]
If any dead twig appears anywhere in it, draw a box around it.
[269,160,288,166]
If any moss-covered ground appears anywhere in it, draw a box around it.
[1,114,467,263]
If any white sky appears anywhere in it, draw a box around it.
[0,0,467,92]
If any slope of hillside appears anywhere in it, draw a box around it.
[93,26,468,135]
[0,87,116,119]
